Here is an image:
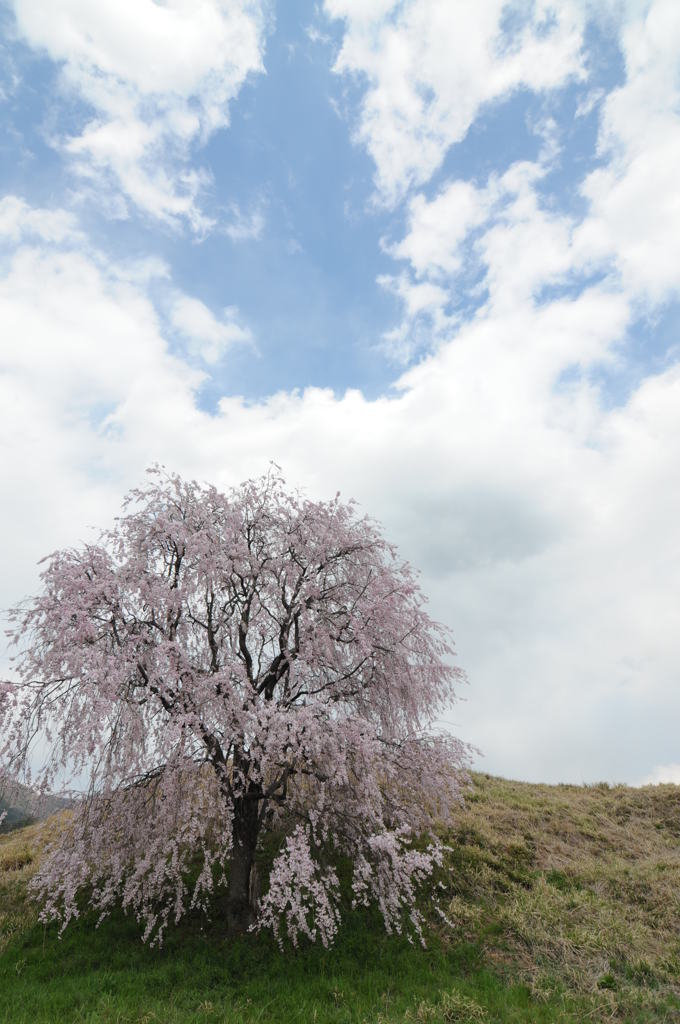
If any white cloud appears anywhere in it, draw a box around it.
[575,87,604,118]
[295,0,680,785]
[329,0,680,371]
[478,164,577,313]
[387,181,491,278]
[170,294,253,364]
[638,764,680,786]
[0,246,198,416]
[223,203,266,243]
[0,194,82,244]
[2,196,680,786]
[325,0,585,203]
[376,271,452,363]
[377,3,680,357]
[0,229,208,606]
[575,0,680,302]
[377,155,587,359]
[9,0,269,231]
[2,2,680,790]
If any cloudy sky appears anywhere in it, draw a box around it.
[1,0,679,786]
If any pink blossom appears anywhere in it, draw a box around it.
[0,466,472,945]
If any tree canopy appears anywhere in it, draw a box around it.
[0,467,470,946]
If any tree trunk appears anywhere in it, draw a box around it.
[225,791,260,932]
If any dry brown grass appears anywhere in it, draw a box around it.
[0,808,76,958]
[437,774,680,1019]
[2,775,680,1021]
[0,818,47,955]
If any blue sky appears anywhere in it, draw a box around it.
[1,0,679,785]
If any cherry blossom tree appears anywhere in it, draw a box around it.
[0,467,471,946]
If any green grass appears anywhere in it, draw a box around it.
[1,774,680,1023]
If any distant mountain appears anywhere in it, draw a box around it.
[0,781,73,834]
[0,798,34,833]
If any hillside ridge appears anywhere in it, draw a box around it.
[1,771,679,1023]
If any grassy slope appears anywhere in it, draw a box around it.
[1,773,679,1024]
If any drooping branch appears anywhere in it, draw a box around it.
[0,466,470,948]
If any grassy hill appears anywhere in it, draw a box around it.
[1,773,679,1023]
